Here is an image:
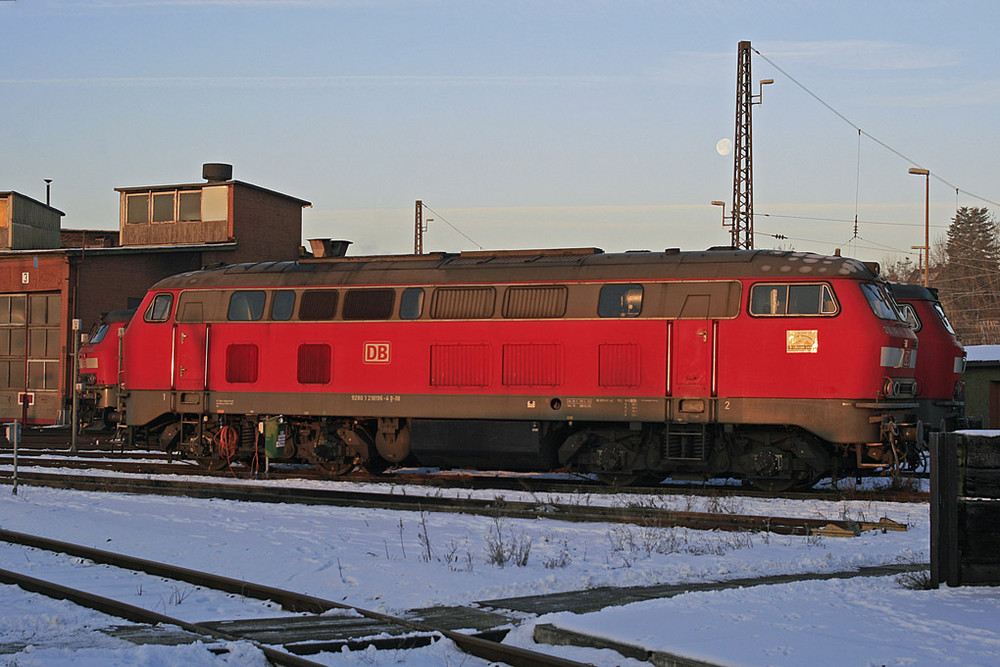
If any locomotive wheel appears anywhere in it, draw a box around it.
[194,457,229,472]
[747,476,797,493]
[362,458,390,475]
[310,459,356,476]
[596,472,642,487]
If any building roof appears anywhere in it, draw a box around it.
[0,241,238,258]
[0,191,66,216]
[966,345,1000,365]
[113,180,311,208]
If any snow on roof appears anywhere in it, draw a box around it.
[965,345,1000,363]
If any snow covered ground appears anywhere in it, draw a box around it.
[0,471,999,666]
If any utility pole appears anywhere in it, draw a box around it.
[414,200,434,254]
[731,41,772,250]
[414,200,424,254]
[732,41,754,249]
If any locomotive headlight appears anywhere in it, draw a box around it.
[954,380,965,400]
[882,378,894,397]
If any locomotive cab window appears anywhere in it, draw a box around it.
[144,294,173,322]
[933,302,957,334]
[899,303,922,331]
[227,291,266,321]
[598,284,643,318]
[271,290,296,321]
[750,283,838,316]
[400,288,424,320]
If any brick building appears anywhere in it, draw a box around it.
[0,165,310,424]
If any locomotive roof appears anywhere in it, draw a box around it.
[150,247,880,290]
[888,281,940,301]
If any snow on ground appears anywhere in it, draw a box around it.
[0,472,998,666]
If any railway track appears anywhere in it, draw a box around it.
[0,529,586,667]
[0,469,906,537]
[1,434,930,504]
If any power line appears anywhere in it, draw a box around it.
[754,211,950,229]
[751,47,1000,209]
[420,204,485,250]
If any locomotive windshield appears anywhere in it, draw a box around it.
[88,323,110,344]
[933,302,957,334]
[861,282,906,322]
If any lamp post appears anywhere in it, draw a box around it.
[908,167,930,287]
[711,200,728,228]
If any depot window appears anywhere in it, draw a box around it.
[152,192,175,222]
[598,284,643,318]
[750,283,838,316]
[126,194,150,224]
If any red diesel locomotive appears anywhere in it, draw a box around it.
[121,247,922,489]
[77,309,134,430]
[889,282,967,434]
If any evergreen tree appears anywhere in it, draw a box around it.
[938,207,1000,344]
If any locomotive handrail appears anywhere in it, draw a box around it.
[169,324,176,391]
[203,324,210,390]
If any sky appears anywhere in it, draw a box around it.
[2,0,998,263]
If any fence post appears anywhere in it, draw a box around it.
[930,432,958,587]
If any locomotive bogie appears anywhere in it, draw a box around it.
[120,248,927,486]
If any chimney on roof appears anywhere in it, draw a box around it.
[202,163,233,182]
[309,239,352,258]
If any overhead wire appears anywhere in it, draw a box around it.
[420,204,485,250]
[751,46,1000,209]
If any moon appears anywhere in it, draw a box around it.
[716,138,733,156]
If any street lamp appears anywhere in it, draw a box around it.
[752,79,774,106]
[712,200,735,245]
[711,200,728,227]
[908,167,930,286]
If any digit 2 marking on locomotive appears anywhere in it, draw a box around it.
[363,342,391,364]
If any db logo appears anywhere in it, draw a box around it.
[363,342,391,364]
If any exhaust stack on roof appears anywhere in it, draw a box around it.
[202,163,233,182]
[308,239,352,258]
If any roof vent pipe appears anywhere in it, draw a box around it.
[308,239,352,258]
[202,163,233,182]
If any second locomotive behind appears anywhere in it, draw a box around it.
[121,247,923,489]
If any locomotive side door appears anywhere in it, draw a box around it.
[670,318,714,397]
[173,323,208,390]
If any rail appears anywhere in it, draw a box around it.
[0,528,587,667]
[0,471,906,537]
